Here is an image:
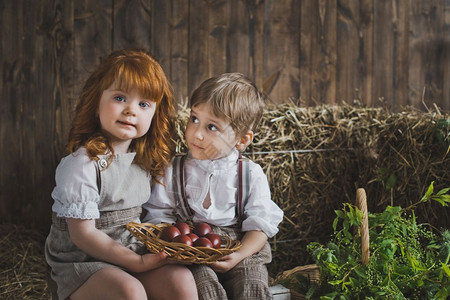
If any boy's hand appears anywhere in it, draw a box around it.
[210,230,268,273]
[210,252,244,273]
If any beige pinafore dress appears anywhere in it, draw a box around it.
[45,153,150,300]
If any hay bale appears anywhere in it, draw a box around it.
[174,103,449,275]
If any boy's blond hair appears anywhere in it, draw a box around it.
[190,73,265,137]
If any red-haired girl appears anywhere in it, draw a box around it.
[45,49,198,300]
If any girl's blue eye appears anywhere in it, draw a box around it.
[114,95,125,102]
[139,102,151,108]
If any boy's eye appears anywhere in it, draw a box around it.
[114,95,125,102]
[208,124,218,132]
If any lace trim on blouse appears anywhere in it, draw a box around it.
[51,148,100,219]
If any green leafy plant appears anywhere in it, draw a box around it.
[297,182,450,299]
[376,168,398,191]
[434,118,449,152]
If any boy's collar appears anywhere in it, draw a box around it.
[187,149,240,171]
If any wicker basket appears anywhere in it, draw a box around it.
[276,188,370,299]
[126,222,242,264]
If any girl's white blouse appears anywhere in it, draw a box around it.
[51,148,100,219]
[143,150,283,238]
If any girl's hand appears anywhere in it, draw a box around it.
[67,218,168,273]
[131,252,168,273]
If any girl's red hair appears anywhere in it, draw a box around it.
[67,49,176,179]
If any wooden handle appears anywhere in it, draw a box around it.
[356,188,370,265]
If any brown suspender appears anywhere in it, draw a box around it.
[173,154,249,222]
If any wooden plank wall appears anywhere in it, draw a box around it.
[0,0,449,230]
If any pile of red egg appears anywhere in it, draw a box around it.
[159,221,221,249]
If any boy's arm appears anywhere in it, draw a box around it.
[210,230,267,273]
[142,175,177,224]
[141,161,179,223]
[241,163,284,237]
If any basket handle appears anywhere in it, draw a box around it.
[356,188,370,265]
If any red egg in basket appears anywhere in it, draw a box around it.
[175,221,191,235]
[172,234,193,246]
[193,222,212,237]
[205,233,221,249]
[187,233,199,243]
[160,225,181,242]
[194,237,213,248]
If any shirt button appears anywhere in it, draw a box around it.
[98,159,107,169]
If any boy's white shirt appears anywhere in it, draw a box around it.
[143,149,283,238]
